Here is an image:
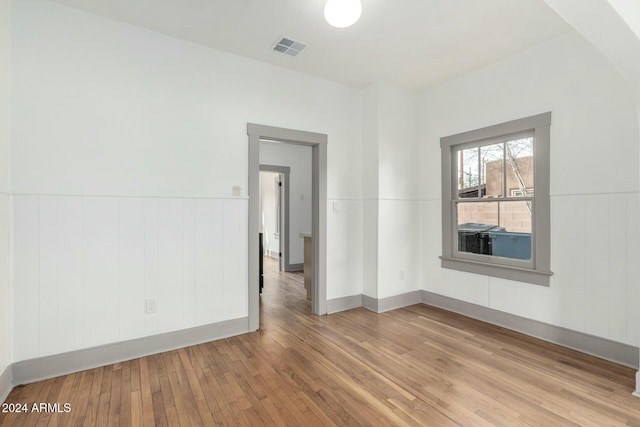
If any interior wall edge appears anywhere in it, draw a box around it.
[11,316,249,386]
[0,364,11,404]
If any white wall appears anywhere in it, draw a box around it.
[0,0,11,378]
[419,31,640,346]
[362,82,420,300]
[260,142,312,266]
[377,83,420,299]
[11,0,363,361]
[362,84,379,298]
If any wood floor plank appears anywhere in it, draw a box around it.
[117,361,132,427]
[136,357,155,427]
[107,363,122,426]
[80,366,103,427]
[68,368,94,426]
[2,257,640,426]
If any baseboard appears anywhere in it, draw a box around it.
[327,294,362,313]
[12,317,249,386]
[378,291,422,313]
[635,371,640,398]
[285,263,303,272]
[0,364,12,404]
[362,294,378,312]
[421,291,639,369]
[362,291,422,313]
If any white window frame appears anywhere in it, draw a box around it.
[440,112,552,286]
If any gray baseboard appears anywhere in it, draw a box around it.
[379,291,422,313]
[0,364,12,404]
[421,290,639,369]
[362,291,422,313]
[362,294,378,312]
[285,263,303,272]
[327,294,362,314]
[12,317,249,386]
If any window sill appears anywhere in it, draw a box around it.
[440,256,552,286]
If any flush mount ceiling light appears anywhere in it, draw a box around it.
[324,0,362,28]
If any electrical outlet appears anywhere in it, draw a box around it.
[232,186,241,196]
[145,298,157,314]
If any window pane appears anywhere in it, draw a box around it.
[481,143,504,198]
[457,147,479,198]
[506,137,534,197]
[457,201,531,260]
[498,200,532,233]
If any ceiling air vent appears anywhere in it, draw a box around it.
[273,36,306,57]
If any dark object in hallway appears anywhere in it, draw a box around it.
[259,232,264,293]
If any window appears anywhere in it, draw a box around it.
[440,112,552,286]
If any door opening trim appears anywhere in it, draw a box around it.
[248,123,328,331]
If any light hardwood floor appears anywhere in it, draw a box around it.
[2,257,640,426]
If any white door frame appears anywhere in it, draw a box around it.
[247,123,327,331]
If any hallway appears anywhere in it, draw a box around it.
[259,256,311,331]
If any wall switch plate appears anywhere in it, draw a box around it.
[399,270,405,280]
[145,298,157,314]
[232,186,241,196]
[332,201,340,213]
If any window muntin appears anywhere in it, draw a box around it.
[440,112,552,286]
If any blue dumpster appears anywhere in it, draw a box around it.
[489,231,531,260]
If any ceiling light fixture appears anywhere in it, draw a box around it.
[324,0,362,28]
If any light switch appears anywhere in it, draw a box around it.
[332,201,340,213]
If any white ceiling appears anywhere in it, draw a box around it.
[51,0,572,92]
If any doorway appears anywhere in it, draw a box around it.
[248,123,327,331]
[259,166,289,272]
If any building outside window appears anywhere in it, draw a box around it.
[440,112,553,286]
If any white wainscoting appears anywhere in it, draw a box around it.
[13,195,248,361]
